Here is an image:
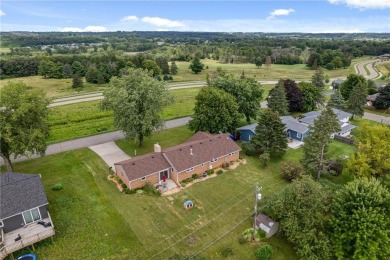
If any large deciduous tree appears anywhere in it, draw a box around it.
[298,81,324,112]
[189,87,239,134]
[211,74,263,123]
[267,83,289,116]
[102,68,173,147]
[260,176,333,260]
[373,83,390,110]
[339,74,367,100]
[347,124,390,178]
[0,82,50,172]
[301,107,340,179]
[280,79,304,112]
[189,57,204,74]
[346,81,368,119]
[331,178,390,259]
[170,61,178,75]
[327,91,346,110]
[250,109,287,158]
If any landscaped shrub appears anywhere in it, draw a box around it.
[192,174,199,179]
[222,162,230,169]
[122,188,136,194]
[280,160,304,181]
[143,182,161,196]
[121,183,127,189]
[52,183,63,191]
[117,178,124,185]
[255,245,273,260]
[217,169,224,175]
[242,228,254,242]
[242,142,257,156]
[220,246,234,257]
[181,182,187,187]
[207,169,214,175]
[238,236,247,244]
[259,152,270,167]
[256,229,267,241]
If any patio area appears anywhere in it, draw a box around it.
[288,139,304,149]
[156,179,178,193]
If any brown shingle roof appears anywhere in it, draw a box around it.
[115,132,241,181]
[115,153,171,182]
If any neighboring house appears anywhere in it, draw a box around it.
[366,93,380,106]
[0,172,55,259]
[331,79,345,89]
[255,214,279,238]
[237,116,309,142]
[114,132,241,190]
[375,82,387,89]
[378,54,390,61]
[300,108,356,137]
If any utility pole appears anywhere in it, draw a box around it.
[253,183,261,240]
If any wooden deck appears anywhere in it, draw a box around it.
[0,213,55,260]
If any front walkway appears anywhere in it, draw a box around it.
[287,139,304,149]
[89,142,131,169]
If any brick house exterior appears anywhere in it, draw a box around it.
[114,132,241,189]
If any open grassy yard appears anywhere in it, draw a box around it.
[376,61,390,77]
[0,76,108,98]
[173,58,363,82]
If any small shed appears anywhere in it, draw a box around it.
[255,214,279,238]
[183,200,193,210]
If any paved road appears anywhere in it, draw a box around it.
[354,59,381,80]
[2,117,192,165]
[363,112,390,125]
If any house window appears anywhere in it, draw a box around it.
[248,135,252,141]
[229,152,235,156]
[297,133,301,138]
[186,167,194,172]
[141,177,146,180]
[211,158,218,163]
[22,208,41,225]
[201,163,205,167]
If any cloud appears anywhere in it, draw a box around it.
[0,10,5,16]
[329,0,390,9]
[141,16,184,28]
[121,15,139,22]
[268,8,295,19]
[62,25,107,32]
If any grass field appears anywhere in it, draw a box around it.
[173,58,366,82]
[376,61,390,78]
[0,76,108,98]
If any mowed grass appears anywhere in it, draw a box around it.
[173,58,363,82]
[0,76,108,98]
[376,61,390,76]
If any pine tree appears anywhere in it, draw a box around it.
[72,73,83,88]
[189,57,204,74]
[267,84,289,116]
[327,91,346,110]
[311,69,325,89]
[301,107,341,179]
[170,61,178,75]
[63,64,73,78]
[347,81,367,120]
[373,84,390,110]
[250,109,288,158]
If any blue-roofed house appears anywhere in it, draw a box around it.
[237,123,257,142]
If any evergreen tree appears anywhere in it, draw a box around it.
[250,109,288,158]
[311,69,325,89]
[299,81,324,112]
[267,84,289,116]
[340,74,367,100]
[72,73,83,88]
[189,87,240,134]
[347,81,367,120]
[72,61,86,76]
[170,61,178,75]
[327,91,346,110]
[189,57,204,74]
[331,178,390,259]
[373,84,390,110]
[367,79,378,95]
[301,107,341,179]
[63,64,73,78]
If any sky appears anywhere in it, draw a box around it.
[1,0,390,33]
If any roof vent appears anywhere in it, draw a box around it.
[132,163,135,165]
[151,156,154,158]
[200,142,203,144]
[179,148,182,151]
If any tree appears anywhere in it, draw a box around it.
[299,82,324,112]
[0,82,50,172]
[189,57,204,74]
[267,83,289,116]
[280,79,304,112]
[189,87,240,134]
[280,160,304,181]
[170,61,178,75]
[85,65,105,84]
[367,79,378,95]
[72,73,83,88]
[340,74,367,100]
[327,91,346,110]
[72,61,86,76]
[211,74,263,123]
[250,109,288,158]
[102,68,173,147]
[347,124,390,178]
[373,84,390,110]
[255,57,263,68]
[301,108,341,179]
[38,60,63,78]
[142,59,161,77]
[63,63,73,78]
[260,176,333,260]
[311,69,325,89]
[331,178,390,259]
[156,56,170,75]
[265,56,272,70]
[346,81,367,119]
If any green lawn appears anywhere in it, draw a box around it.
[173,58,364,82]
[0,76,108,98]
[364,108,390,117]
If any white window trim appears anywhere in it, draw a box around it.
[297,133,301,138]
[211,158,218,163]
[249,135,252,140]
[22,207,42,225]
[186,167,194,172]
[229,152,235,156]
[201,163,205,167]
[141,177,146,181]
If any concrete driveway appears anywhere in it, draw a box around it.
[89,142,131,169]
